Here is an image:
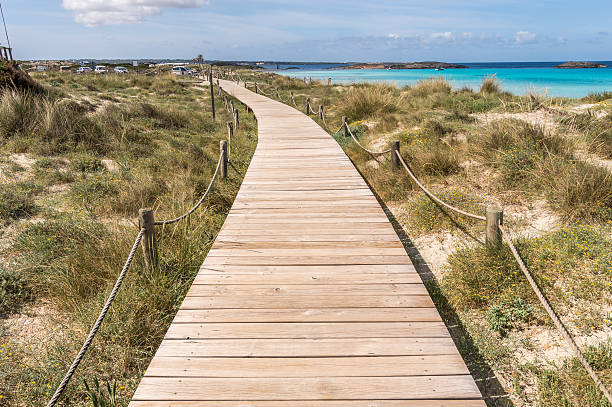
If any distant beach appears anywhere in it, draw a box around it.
[271,61,612,98]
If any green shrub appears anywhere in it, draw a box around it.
[0,181,41,221]
[70,173,120,212]
[486,297,534,335]
[422,118,448,140]
[404,189,485,234]
[0,266,28,316]
[71,153,104,173]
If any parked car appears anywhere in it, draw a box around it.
[114,66,129,74]
[76,66,92,74]
[171,66,193,76]
[59,66,71,72]
[94,65,108,74]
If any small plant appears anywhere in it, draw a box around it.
[337,84,403,120]
[83,378,117,407]
[0,266,28,316]
[486,297,534,336]
[0,181,41,221]
[480,75,501,94]
[71,153,105,173]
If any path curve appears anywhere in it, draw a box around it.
[129,79,485,406]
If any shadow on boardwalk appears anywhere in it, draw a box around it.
[365,181,515,407]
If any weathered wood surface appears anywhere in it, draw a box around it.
[129,79,484,405]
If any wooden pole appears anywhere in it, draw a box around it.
[391,140,400,170]
[319,105,324,120]
[209,69,216,120]
[227,121,233,161]
[486,206,504,247]
[342,116,348,137]
[138,209,158,270]
[255,83,258,94]
[220,140,228,179]
[234,109,240,129]
[276,87,280,98]
[306,97,311,115]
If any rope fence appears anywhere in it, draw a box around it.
[45,76,241,407]
[49,73,611,406]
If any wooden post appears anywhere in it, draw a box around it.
[276,87,280,98]
[218,86,222,96]
[342,116,348,137]
[306,97,311,115]
[7,48,12,61]
[255,83,258,94]
[319,105,324,120]
[391,140,400,170]
[290,91,295,104]
[224,96,228,111]
[227,121,233,160]
[486,206,504,247]
[208,69,216,120]
[138,209,158,270]
[234,109,240,129]
[220,140,228,179]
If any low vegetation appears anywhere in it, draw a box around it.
[248,70,612,406]
[0,71,256,405]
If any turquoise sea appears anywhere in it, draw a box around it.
[274,62,612,98]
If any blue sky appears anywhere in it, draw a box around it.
[4,0,612,61]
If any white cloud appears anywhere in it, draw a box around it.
[514,30,537,44]
[430,31,453,40]
[387,33,400,39]
[62,0,207,26]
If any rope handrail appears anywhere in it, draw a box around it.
[499,225,612,405]
[46,228,146,407]
[346,123,393,156]
[395,151,486,221]
[154,153,223,226]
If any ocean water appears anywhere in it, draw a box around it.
[273,62,612,98]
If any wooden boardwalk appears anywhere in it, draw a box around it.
[129,80,485,406]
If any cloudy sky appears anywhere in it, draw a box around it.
[5,0,612,61]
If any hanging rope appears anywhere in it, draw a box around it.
[345,123,393,156]
[46,229,145,407]
[154,154,223,226]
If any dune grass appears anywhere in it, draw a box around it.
[249,69,612,406]
[0,72,257,405]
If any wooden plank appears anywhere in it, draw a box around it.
[186,284,428,296]
[191,273,421,284]
[180,295,434,309]
[131,376,482,400]
[197,264,417,274]
[173,308,441,323]
[131,401,487,407]
[164,322,450,339]
[145,355,469,377]
[154,338,461,357]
